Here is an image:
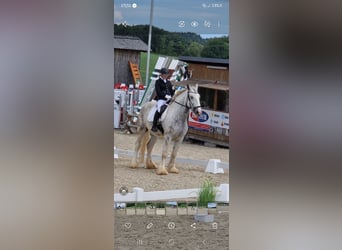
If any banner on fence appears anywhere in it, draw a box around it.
[189,109,229,132]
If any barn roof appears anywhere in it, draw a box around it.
[178,56,229,65]
[114,36,148,51]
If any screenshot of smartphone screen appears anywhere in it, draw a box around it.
[114,1,229,249]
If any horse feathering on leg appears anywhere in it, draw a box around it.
[131,84,202,175]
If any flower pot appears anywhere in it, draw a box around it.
[177,207,187,215]
[196,207,208,215]
[115,208,126,216]
[194,206,215,222]
[136,208,146,215]
[187,203,197,215]
[156,208,166,215]
[166,207,177,216]
[146,203,156,215]
[126,208,136,215]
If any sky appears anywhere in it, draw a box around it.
[114,0,229,37]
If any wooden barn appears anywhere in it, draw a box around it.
[176,56,229,147]
[114,36,148,85]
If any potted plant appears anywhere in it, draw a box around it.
[194,178,217,222]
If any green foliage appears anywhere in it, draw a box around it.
[135,203,146,208]
[126,203,135,208]
[183,42,204,57]
[177,202,188,208]
[201,37,229,59]
[197,178,217,207]
[188,202,197,208]
[155,203,166,208]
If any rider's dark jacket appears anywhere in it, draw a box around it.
[154,77,174,101]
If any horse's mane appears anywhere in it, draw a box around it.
[170,88,187,103]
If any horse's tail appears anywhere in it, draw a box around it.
[135,105,146,132]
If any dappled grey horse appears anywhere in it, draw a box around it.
[131,84,202,175]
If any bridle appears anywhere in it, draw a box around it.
[173,90,201,113]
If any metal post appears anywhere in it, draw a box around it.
[145,0,154,86]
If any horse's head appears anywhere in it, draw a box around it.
[187,84,202,117]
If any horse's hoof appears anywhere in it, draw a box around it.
[146,164,158,169]
[146,160,158,169]
[168,167,179,174]
[130,162,139,168]
[156,168,168,175]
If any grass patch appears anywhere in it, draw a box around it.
[140,52,160,85]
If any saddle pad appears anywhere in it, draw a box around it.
[148,106,157,122]
[147,105,169,122]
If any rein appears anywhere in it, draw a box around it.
[172,91,201,112]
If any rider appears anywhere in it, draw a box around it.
[151,68,174,132]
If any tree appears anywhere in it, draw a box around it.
[201,37,229,59]
[183,42,203,57]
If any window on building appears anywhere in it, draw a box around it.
[217,90,229,112]
[198,87,215,110]
[198,87,229,112]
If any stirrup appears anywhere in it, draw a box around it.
[151,126,158,132]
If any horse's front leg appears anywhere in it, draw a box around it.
[156,137,170,175]
[167,139,181,174]
[138,131,150,164]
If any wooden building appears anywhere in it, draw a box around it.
[114,36,148,85]
[176,56,229,147]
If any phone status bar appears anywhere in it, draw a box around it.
[120,2,138,9]
[118,1,226,9]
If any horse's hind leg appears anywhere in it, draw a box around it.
[131,129,148,168]
[145,135,158,169]
[167,140,181,174]
[156,136,171,175]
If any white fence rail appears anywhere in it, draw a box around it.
[114,184,229,203]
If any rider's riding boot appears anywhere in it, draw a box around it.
[151,111,160,132]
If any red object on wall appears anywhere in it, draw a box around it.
[114,82,121,89]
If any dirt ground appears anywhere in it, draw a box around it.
[114,129,229,193]
[114,129,229,249]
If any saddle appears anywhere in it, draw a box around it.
[156,104,168,134]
